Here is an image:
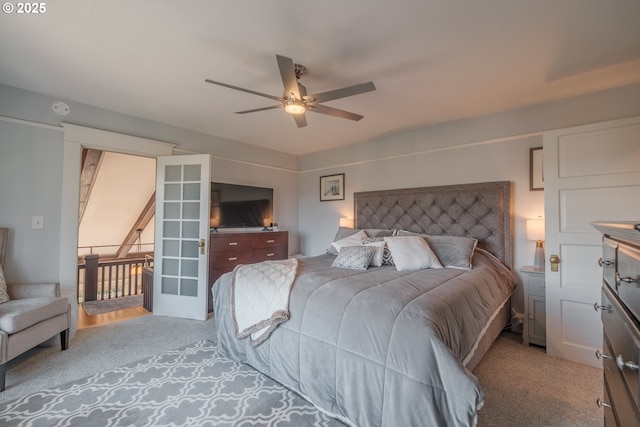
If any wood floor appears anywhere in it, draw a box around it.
[77,304,150,329]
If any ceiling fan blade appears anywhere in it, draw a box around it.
[205,79,283,102]
[309,104,364,121]
[293,113,307,128]
[276,55,301,100]
[235,105,282,114]
[311,81,376,103]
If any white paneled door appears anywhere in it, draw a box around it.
[544,116,640,367]
[153,155,211,321]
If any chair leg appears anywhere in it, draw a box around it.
[0,363,5,392]
[60,329,69,351]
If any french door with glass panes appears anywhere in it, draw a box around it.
[153,154,210,320]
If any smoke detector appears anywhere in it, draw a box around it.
[51,101,70,116]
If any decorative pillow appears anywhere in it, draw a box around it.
[363,240,386,267]
[0,264,9,304]
[327,227,363,255]
[332,245,376,270]
[327,228,395,255]
[383,236,443,271]
[363,237,395,265]
[330,229,369,254]
[397,230,478,269]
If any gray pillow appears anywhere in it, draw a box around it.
[332,246,376,270]
[396,230,478,269]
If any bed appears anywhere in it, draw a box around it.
[213,181,516,426]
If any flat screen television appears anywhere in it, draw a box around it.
[210,182,273,229]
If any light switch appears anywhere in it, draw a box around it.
[32,216,44,229]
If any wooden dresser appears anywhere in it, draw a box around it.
[208,231,288,311]
[592,221,640,426]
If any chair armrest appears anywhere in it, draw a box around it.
[7,282,60,299]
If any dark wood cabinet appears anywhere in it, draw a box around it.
[208,231,288,311]
[592,222,640,427]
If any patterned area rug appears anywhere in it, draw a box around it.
[0,340,345,427]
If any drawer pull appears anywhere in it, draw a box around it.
[229,242,238,246]
[616,354,639,371]
[266,253,275,257]
[596,398,612,409]
[593,302,608,312]
[595,349,612,360]
[228,257,238,261]
[615,272,636,285]
[598,258,614,267]
[267,239,275,243]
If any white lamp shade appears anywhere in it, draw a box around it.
[339,217,354,228]
[526,218,545,241]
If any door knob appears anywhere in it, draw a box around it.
[199,239,206,254]
[549,255,559,272]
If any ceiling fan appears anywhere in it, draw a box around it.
[205,54,376,128]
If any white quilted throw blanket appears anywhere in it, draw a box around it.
[231,258,298,347]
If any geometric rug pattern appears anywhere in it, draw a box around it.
[0,340,345,427]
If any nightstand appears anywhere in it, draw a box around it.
[521,266,546,347]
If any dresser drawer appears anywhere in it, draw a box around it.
[603,332,640,426]
[618,244,640,321]
[604,381,617,427]
[603,237,618,290]
[211,235,253,251]
[253,232,287,248]
[253,246,287,262]
[602,287,640,412]
[210,249,253,269]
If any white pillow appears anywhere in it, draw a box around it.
[384,236,443,271]
[330,229,369,253]
[363,240,386,267]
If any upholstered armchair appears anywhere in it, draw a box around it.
[0,228,70,391]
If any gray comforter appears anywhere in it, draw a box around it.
[213,249,516,427]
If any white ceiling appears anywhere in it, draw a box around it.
[1,0,639,156]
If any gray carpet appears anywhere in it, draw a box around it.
[0,315,603,426]
[474,332,602,427]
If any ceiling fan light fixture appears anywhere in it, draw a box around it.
[283,99,306,115]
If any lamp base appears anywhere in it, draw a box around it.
[533,241,545,271]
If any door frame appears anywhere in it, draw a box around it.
[60,124,176,334]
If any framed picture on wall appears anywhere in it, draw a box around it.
[320,173,345,201]
[530,147,544,191]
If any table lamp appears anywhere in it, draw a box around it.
[339,216,354,229]
[526,218,545,271]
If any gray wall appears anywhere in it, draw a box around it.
[0,121,64,282]
[297,82,640,315]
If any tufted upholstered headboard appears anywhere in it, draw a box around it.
[354,181,512,268]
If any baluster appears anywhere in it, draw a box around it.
[83,254,99,302]
[99,265,104,300]
[108,264,113,300]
